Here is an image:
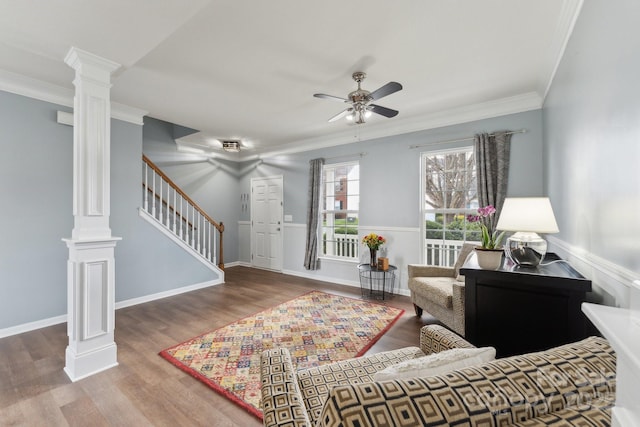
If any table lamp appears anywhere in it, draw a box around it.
[496,197,559,267]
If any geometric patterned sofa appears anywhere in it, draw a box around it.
[260,325,616,427]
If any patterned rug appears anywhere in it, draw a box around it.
[159,290,404,419]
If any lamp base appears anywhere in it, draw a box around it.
[505,232,547,267]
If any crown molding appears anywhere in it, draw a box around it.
[181,91,542,162]
[0,68,147,125]
[539,0,584,100]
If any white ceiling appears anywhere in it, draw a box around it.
[0,0,581,159]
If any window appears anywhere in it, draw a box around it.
[321,161,359,260]
[421,147,481,266]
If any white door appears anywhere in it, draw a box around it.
[251,176,283,271]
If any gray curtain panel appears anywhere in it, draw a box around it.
[304,158,324,270]
[474,131,511,229]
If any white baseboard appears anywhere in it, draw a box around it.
[0,278,224,339]
[114,278,223,309]
[281,269,410,297]
[0,314,68,339]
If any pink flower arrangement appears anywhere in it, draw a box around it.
[362,233,386,250]
[467,205,505,249]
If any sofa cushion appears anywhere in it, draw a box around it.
[373,346,496,381]
[409,277,456,308]
[316,336,616,427]
[296,346,424,426]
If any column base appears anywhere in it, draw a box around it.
[64,343,118,382]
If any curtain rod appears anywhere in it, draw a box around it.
[408,129,527,150]
[323,152,368,161]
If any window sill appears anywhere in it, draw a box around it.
[318,256,361,266]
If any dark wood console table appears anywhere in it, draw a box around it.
[460,253,592,357]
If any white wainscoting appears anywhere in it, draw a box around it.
[239,221,636,308]
[276,223,421,296]
[548,236,636,308]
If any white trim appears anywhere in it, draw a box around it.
[223,260,245,268]
[547,235,637,307]
[284,222,305,229]
[281,269,410,297]
[0,314,68,339]
[138,208,224,275]
[0,68,147,125]
[282,268,360,289]
[57,111,74,126]
[114,279,223,310]
[359,225,420,233]
[0,278,223,339]
[540,0,584,100]
[175,92,543,162]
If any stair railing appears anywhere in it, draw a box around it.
[142,155,224,269]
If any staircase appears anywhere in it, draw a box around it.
[139,155,224,272]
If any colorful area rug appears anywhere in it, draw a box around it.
[159,290,404,419]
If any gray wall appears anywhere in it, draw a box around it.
[0,91,219,331]
[111,120,218,302]
[0,91,72,328]
[240,109,544,228]
[234,109,544,290]
[543,0,640,277]
[142,117,241,264]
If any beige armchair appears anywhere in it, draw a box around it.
[407,243,475,336]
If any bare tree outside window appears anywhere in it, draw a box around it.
[422,148,482,266]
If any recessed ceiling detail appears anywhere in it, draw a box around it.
[0,1,583,158]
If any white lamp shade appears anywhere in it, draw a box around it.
[496,197,559,233]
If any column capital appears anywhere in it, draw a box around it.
[64,47,120,80]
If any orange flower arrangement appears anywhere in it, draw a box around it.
[362,233,386,250]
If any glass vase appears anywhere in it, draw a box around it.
[369,248,377,267]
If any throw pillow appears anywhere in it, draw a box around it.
[373,346,496,382]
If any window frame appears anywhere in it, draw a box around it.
[319,160,360,262]
[420,146,481,266]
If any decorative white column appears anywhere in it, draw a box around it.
[583,280,640,427]
[62,47,121,381]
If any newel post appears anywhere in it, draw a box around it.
[62,47,121,381]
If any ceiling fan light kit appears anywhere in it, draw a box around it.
[314,72,403,125]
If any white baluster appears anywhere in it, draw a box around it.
[172,189,177,233]
[185,202,189,243]
[158,176,162,222]
[204,219,208,258]
[165,182,171,228]
[191,205,196,247]
[151,171,156,217]
[178,196,183,239]
[207,222,212,260]
[144,162,148,212]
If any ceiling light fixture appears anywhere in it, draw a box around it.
[221,140,241,152]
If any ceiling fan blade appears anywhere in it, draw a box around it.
[368,82,403,101]
[368,104,399,118]
[328,108,353,122]
[314,93,349,102]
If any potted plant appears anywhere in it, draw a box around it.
[467,205,505,270]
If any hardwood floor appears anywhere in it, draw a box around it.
[0,266,438,426]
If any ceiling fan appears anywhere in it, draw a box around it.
[314,72,403,124]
